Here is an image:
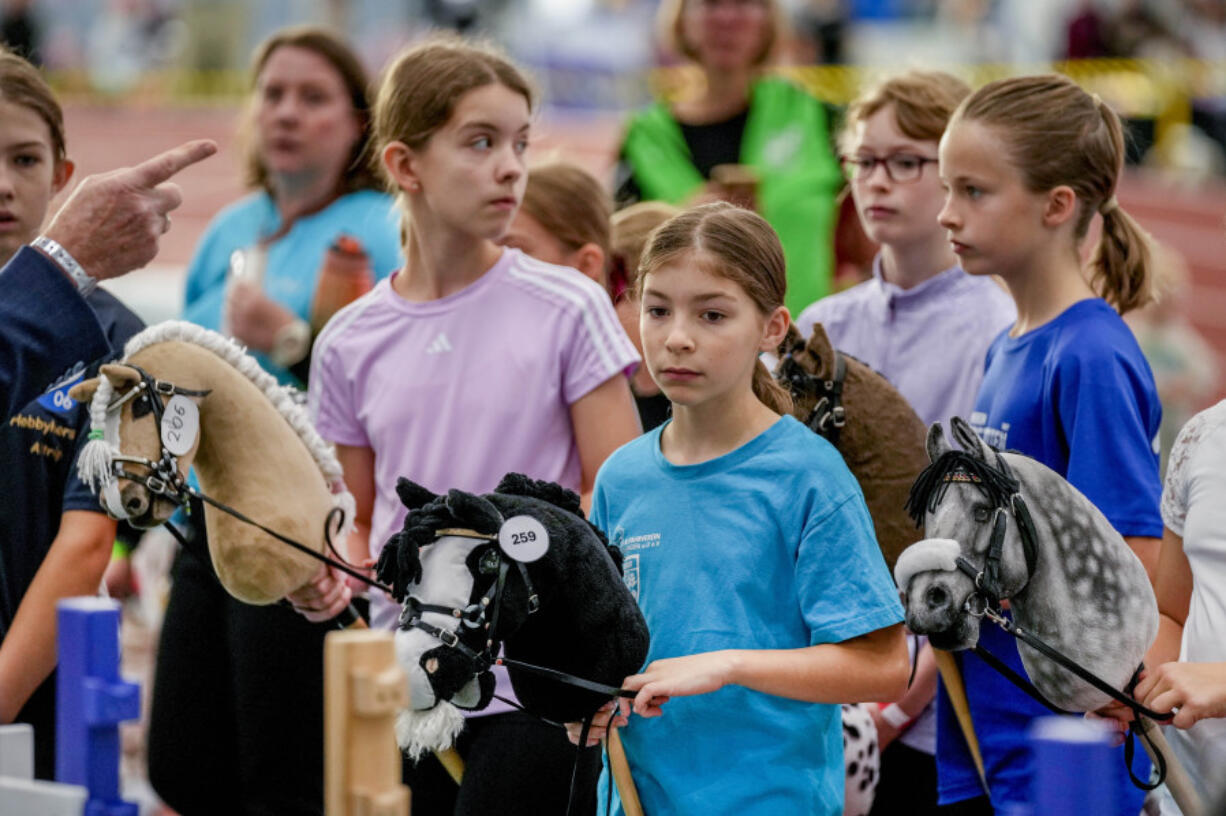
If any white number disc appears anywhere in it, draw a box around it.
[161,395,200,456]
[497,515,550,562]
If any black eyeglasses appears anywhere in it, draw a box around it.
[840,153,939,184]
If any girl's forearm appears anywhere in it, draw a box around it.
[725,623,909,704]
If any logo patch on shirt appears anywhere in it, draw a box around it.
[969,411,1010,450]
[623,554,640,601]
[426,332,452,354]
[38,368,85,415]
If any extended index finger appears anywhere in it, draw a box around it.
[124,139,218,188]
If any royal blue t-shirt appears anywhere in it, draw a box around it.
[936,298,1161,811]
[591,415,903,816]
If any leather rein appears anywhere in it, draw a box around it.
[907,449,1173,789]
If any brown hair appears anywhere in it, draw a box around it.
[373,35,534,160]
[610,201,681,294]
[638,202,792,414]
[952,74,1153,314]
[243,25,379,195]
[0,46,66,165]
[521,161,611,259]
[844,70,971,149]
[657,0,786,67]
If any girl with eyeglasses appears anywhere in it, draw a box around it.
[797,71,1015,433]
[795,71,1016,816]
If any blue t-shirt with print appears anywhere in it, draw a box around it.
[591,415,903,816]
[936,298,1161,811]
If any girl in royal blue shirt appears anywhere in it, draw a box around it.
[935,74,1163,814]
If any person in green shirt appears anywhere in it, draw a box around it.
[616,0,843,314]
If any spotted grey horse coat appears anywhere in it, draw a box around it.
[894,417,1158,712]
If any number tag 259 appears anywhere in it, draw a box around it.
[497,516,550,562]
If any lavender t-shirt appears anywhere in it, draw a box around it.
[309,248,639,636]
[796,258,1016,428]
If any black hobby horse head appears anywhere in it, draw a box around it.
[375,473,649,758]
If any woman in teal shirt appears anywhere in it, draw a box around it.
[180,25,400,386]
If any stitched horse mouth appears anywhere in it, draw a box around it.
[112,482,178,528]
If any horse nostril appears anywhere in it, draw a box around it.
[125,495,149,516]
[925,585,949,610]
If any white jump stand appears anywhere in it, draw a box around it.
[0,724,87,815]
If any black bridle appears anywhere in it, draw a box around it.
[98,369,384,626]
[102,364,211,502]
[906,448,1173,790]
[906,449,1041,607]
[397,532,540,676]
[776,339,847,444]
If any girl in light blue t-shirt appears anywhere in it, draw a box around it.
[571,202,907,816]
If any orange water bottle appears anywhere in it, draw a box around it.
[311,234,374,335]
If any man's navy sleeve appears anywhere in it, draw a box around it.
[0,247,108,419]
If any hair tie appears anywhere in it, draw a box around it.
[1099,196,1119,216]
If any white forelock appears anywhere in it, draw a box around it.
[122,321,345,489]
[894,538,962,590]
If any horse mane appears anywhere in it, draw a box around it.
[905,449,1021,528]
[494,472,615,555]
[122,321,345,489]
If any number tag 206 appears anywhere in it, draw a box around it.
[161,395,200,456]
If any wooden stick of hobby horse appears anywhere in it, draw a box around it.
[1136,717,1203,816]
[345,615,466,784]
[933,650,989,794]
[608,726,644,816]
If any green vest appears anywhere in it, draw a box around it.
[622,77,843,314]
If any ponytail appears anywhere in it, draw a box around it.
[752,358,792,416]
[1090,199,1154,315]
[955,75,1156,315]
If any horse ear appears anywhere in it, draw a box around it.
[99,363,141,391]
[926,422,952,462]
[804,323,834,379]
[444,490,503,535]
[396,478,438,511]
[950,416,991,459]
[68,376,101,403]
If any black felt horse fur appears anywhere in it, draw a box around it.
[375,473,649,752]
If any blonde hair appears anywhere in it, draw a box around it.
[844,70,971,149]
[953,74,1153,314]
[242,26,380,195]
[638,202,792,414]
[0,46,66,165]
[610,201,680,294]
[656,0,785,67]
[521,161,611,259]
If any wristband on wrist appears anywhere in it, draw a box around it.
[32,236,97,296]
[880,703,912,730]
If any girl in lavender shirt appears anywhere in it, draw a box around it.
[795,72,1016,816]
[291,39,641,816]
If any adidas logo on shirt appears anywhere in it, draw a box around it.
[426,332,452,354]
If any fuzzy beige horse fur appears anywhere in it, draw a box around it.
[70,322,351,605]
[776,323,929,570]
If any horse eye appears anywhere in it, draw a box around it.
[478,548,500,575]
[132,394,153,419]
[973,507,992,523]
